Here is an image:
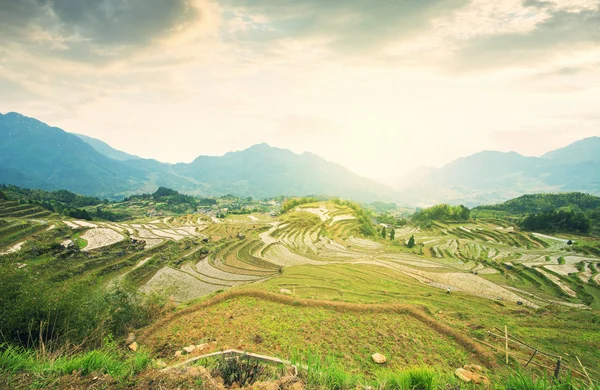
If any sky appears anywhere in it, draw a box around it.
[1,0,599,181]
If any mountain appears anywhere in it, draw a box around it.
[0,112,150,198]
[0,112,392,201]
[73,133,141,161]
[170,143,392,200]
[397,138,600,207]
[541,136,600,165]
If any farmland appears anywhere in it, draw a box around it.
[1,196,599,388]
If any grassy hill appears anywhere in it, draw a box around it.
[473,192,600,235]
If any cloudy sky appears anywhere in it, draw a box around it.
[1,0,599,180]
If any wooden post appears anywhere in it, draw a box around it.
[505,325,509,365]
[576,356,593,387]
[554,357,561,380]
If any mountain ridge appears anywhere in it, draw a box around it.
[0,112,392,201]
[1,111,599,205]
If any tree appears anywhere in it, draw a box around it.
[407,235,415,248]
[390,228,395,240]
[381,226,387,239]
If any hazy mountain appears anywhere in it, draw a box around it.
[0,112,149,198]
[171,143,393,200]
[0,112,392,201]
[387,165,436,190]
[541,136,600,165]
[2,112,598,204]
[398,138,600,207]
[73,133,141,161]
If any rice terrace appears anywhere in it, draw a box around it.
[1,184,599,389]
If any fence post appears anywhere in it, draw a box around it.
[554,357,561,380]
[576,356,594,387]
[525,350,537,368]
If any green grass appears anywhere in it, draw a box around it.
[0,343,152,381]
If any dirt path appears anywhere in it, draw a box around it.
[140,289,497,368]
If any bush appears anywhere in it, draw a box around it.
[213,355,266,387]
[0,263,166,350]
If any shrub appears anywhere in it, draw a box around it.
[0,263,167,350]
[213,354,266,387]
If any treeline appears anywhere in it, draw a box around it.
[377,213,407,227]
[281,197,319,212]
[125,187,217,207]
[412,204,470,223]
[474,192,600,215]
[474,192,600,235]
[331,198,377,237]
[520,210,591,234]
[0,184,105,220]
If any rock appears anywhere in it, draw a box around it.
[254,334,264,344]
[196,343,208,350]
[125,333,136,345]
[464,364,483,372]
[174,350,183,357]
[455,368,472,382]
[279,288,292,294]
[128,342,138,352]
[155,360,167,368]
[371,353,387,364]
[183,345,196,354]
[455,368,489,385]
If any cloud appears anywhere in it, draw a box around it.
[0,0,204,63]
[454,2,600,69]
[219,0,470,58]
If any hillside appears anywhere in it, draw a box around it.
[0,113,392,202]
[0,112,149,198]
[73,133,141,161]
[473,192,600,236]
[473,192,600,215]
[397,139,600,207]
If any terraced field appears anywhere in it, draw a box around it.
[2,200,599,384]
[2,201,598,309]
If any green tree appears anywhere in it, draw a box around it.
[381,226,387,239]
[407,234,415,248]
[390,228,395,240]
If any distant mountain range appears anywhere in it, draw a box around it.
[0,112,391,201]
[394,138,600,207]
[0,111,598,205]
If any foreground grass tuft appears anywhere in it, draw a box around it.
[0,342,152,382]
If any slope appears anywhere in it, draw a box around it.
[73,133,141,161]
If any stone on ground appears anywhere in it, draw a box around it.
[128,342,138,352]
[125,333,136,345]
[371,353,387,364]
[183,345,196,354]
[455,367,489,385]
